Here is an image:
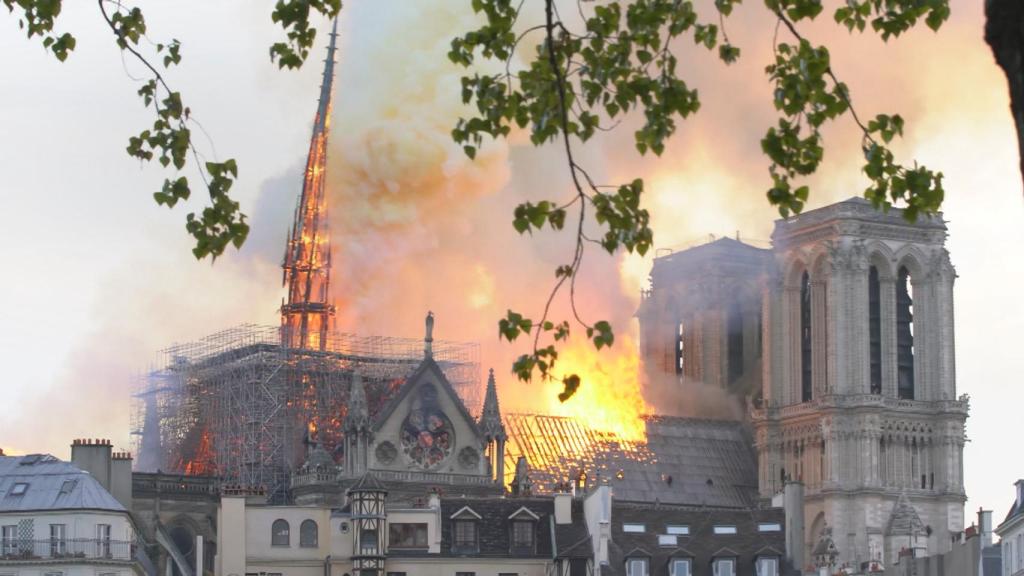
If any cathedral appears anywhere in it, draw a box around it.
[637,197,969,569]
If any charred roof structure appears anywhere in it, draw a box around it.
[503,414,757,508]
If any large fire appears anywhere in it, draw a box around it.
[538,334,649,443]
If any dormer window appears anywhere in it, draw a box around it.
[508,506,540,554]
[512,520,534,551]
[756,556,779,576]
[625,557,649,576]
[713,557,736,576]
[451,506,481,553]
[454,521,477,551]
[670,558,692,576]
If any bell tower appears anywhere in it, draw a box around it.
[751,198,968,571]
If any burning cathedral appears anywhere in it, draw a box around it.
[122,18,968,576]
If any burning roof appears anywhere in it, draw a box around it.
[503,413,758,508]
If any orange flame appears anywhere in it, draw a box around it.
[539,334,649,442]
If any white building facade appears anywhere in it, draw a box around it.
[997,480,1024,576]
[0,450,144,576]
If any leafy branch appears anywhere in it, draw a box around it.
[452,0,950,400]
[764,0,947,220]
[5,0,342,259]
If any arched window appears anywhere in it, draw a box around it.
[271,519,290,547]
[299,519,318,548]
[675,319,685,377]
[896,266,915,399]
[800,271,812,402]
[727,300,744,387]
[869,266,882,394]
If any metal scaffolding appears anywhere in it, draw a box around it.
[131,324,480,494]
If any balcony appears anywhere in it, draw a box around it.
[0,539,136,563]
[750,393,970,421]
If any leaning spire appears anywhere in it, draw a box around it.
[281,18,340,351]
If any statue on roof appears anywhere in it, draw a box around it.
[425,311,434,358]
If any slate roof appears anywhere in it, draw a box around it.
[504,415,759,508]
[554,499,591,559]
[0,454,126,513]
[604,503,797,576]
[433,497,556,558]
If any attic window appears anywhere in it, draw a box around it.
[658,534,677,547]
[713,525,737,535]
[758,522,782,532]
[59,479,77,495]
[623,523,646,533]
[10,483,28,496]
[666,525,690,535]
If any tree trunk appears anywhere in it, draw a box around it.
[985,0,1024,191]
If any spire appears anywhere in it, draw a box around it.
[479,368,506,440]
[887,492,925,536]
[281,17,340,351]
[344,372,369,432]
[314,18,339,134]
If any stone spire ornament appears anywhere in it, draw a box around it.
[479,369,507,440]
[344,372,369,432]
[344,372,371,475]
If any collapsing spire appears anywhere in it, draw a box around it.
[281,18,340,351]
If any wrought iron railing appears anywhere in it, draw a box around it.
[0,538,135,562]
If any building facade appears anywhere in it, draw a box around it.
[639,199,970,572]
[0,448,146,576]
[997,480,1024,576]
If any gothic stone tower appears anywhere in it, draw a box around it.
[637,237,770,403]
[751,198,968,570]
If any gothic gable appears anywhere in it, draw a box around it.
[367,358,487,477]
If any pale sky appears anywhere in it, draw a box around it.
[0,1,1021,523]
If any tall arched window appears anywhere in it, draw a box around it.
[271,519,290,547]
[727,300,744,387]
[800,271,812,402]
[299,519,318,548]
[896,266,915,399]
[869,266,882,394]
[675,319,685,377]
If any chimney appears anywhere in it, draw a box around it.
[71,438,113,491]
[1016,479,1024,509]
[217,492,247,576]
[977,508,993,547]
[784,481,806,571]
[110,451,133,510]
[554,491,572,525]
